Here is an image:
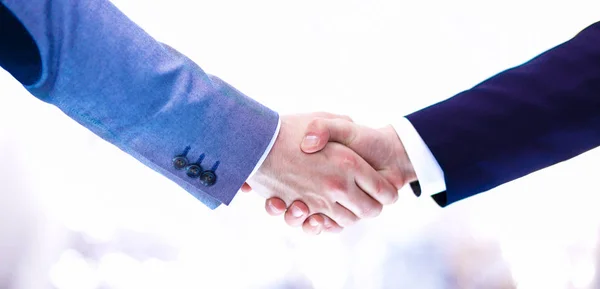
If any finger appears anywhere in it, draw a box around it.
[353,159,399,206]
[301,118,357,154]
[265,198,287,216]
[329,203,359,228]
[335,182,384,220]
[334,151,394,211]
[302,214,324,235]
[284,200,309,227]
[338,146,398,206]
[304,214,343,234]
[241,182,252,193]
[322,215,344,233]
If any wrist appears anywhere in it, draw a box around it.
[381,125,417,184]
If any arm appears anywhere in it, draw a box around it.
[283,21,600,234]
[306,21,600,208]
[0,0,397,223]
[0,0,278,208]
[407,21,600,206]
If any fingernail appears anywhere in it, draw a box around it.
[322,217,331,228]
[302,135,319,148]
[291,206,304,217]
[268,203,279,213]
[309,218,319,226]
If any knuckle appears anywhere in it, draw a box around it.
[311,196,330,212]
[307,118,323,130]
[337,153,359,171]
[334,121,356,144]
[325,178,349,196]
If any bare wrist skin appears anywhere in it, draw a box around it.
[380,125,417,184]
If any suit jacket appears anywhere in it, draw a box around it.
[407,22,600,206]
[0,0,279,209]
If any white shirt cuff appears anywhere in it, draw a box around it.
[247,117,281,179]
[392,117,446,197]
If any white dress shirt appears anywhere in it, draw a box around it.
[392,117,447,197]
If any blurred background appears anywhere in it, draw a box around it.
[1,0,600,288]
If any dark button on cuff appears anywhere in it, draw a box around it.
[172,156,189,170]
[199,171,217,186]
[173,146,191,170]
[186,164,203,178]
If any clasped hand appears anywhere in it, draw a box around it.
[243,112,417,235]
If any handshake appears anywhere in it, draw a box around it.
[243,112,418,235]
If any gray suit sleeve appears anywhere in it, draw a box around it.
[1,0,279,208]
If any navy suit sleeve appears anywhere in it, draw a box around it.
[0,3,41,85]
[407,22,600,206]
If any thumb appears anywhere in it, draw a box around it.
[301,118,357,154]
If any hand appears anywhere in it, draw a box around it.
[243,113,399,228]
[261,118,417,234]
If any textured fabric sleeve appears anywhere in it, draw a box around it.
[1,0,279,209]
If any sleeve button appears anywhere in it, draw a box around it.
[199,171,217,186]
[186,164,202,178]
[172,156,189,170]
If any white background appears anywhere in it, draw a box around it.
[1,0,600,288]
